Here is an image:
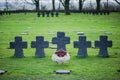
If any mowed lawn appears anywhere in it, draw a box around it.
[0,12,120,80]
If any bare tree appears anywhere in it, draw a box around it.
[60,0,70,15]
[52,0,55,11]
[24,0,39,11]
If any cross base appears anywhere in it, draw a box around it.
[55,70,71,74]
[14,53,24,58]
[98,55,109,57]
[77,55,88,58]
[35,55,45,58]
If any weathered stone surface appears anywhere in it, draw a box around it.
[95,36,112,57]
[31,36,49,57]
[55,70,71,74]
[74,36,91,57]
[77,32,84,35]
[10,36,27,57]
[52,32,70,50]
[0,70,7,74]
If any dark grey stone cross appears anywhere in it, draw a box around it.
[10,36,27,57]
[95,36,112,57]
[74,36,91,57]
[52,32,70,50]
[31,36,49,57]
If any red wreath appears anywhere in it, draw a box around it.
[55,50,67,57]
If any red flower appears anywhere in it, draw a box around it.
[55,49,67,57]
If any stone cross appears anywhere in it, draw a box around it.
[52,32,70,50]
[51,12,54,17]
[37,10,40,17]
[10,36,27,57]
[55,11,59,17]
[31,36,49,57]
[42,11,45,17]
[74,36,91,57]
[95,36,112,57]
[46,11,50,17]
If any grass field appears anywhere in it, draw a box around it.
[0,12,120,80]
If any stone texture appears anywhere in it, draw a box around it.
[76,32,84,35]
[31,36,49,57]
[52,32,70,50]
[10,36,27,57]
[74,36,91,57]
[55,70,71,74]
[95,36,112,57]
[0,70,7,74]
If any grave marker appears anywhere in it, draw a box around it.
[107,11,110,15]
[37,11,40,17]
[0,70,7,74]
[42,11,45,17]
[55,11,59,17]
[76,31,84,35]
[31,36,49,57]
[46,11,50,17]
[10,36,27,57]
[55,70,71,74]
[74,36,91,57]
[95,36,112,57]
[52,32,70,50]
[51,11,54,17]
[100,11,103,15]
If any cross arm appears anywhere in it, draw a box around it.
[107,41,112,47]
[65,37,70,44]
[52,38,58,44]
[87,41,91,47]
[10,42,15,49]
[43,41,49,48]
[74,41,79,48]
[95,41,100,48]
[22,42,27,48]
[31,41,36,48]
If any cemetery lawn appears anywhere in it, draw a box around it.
[0,12,120,80]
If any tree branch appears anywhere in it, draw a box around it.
[59,0,65,7]
[114,0,120,5]
[83,0,86,2]
[24,0,34,5]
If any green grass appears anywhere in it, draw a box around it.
[0,12,120,80]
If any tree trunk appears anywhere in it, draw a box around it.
[96,0,101,11]
[107,0,108,10]
[65,0,70,15]
[5,0,8,11]
[79,0,82,12]
[52,0,55,11]
[36,1,39,12]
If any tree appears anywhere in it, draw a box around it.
[52,0,55,11]
[32,0,39,12]
[79,0,86,12]
[114,0,120,5]
[24,0,40,12]
[96,0,101,11]
[5,0,8,11]
[60,0,70,15]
